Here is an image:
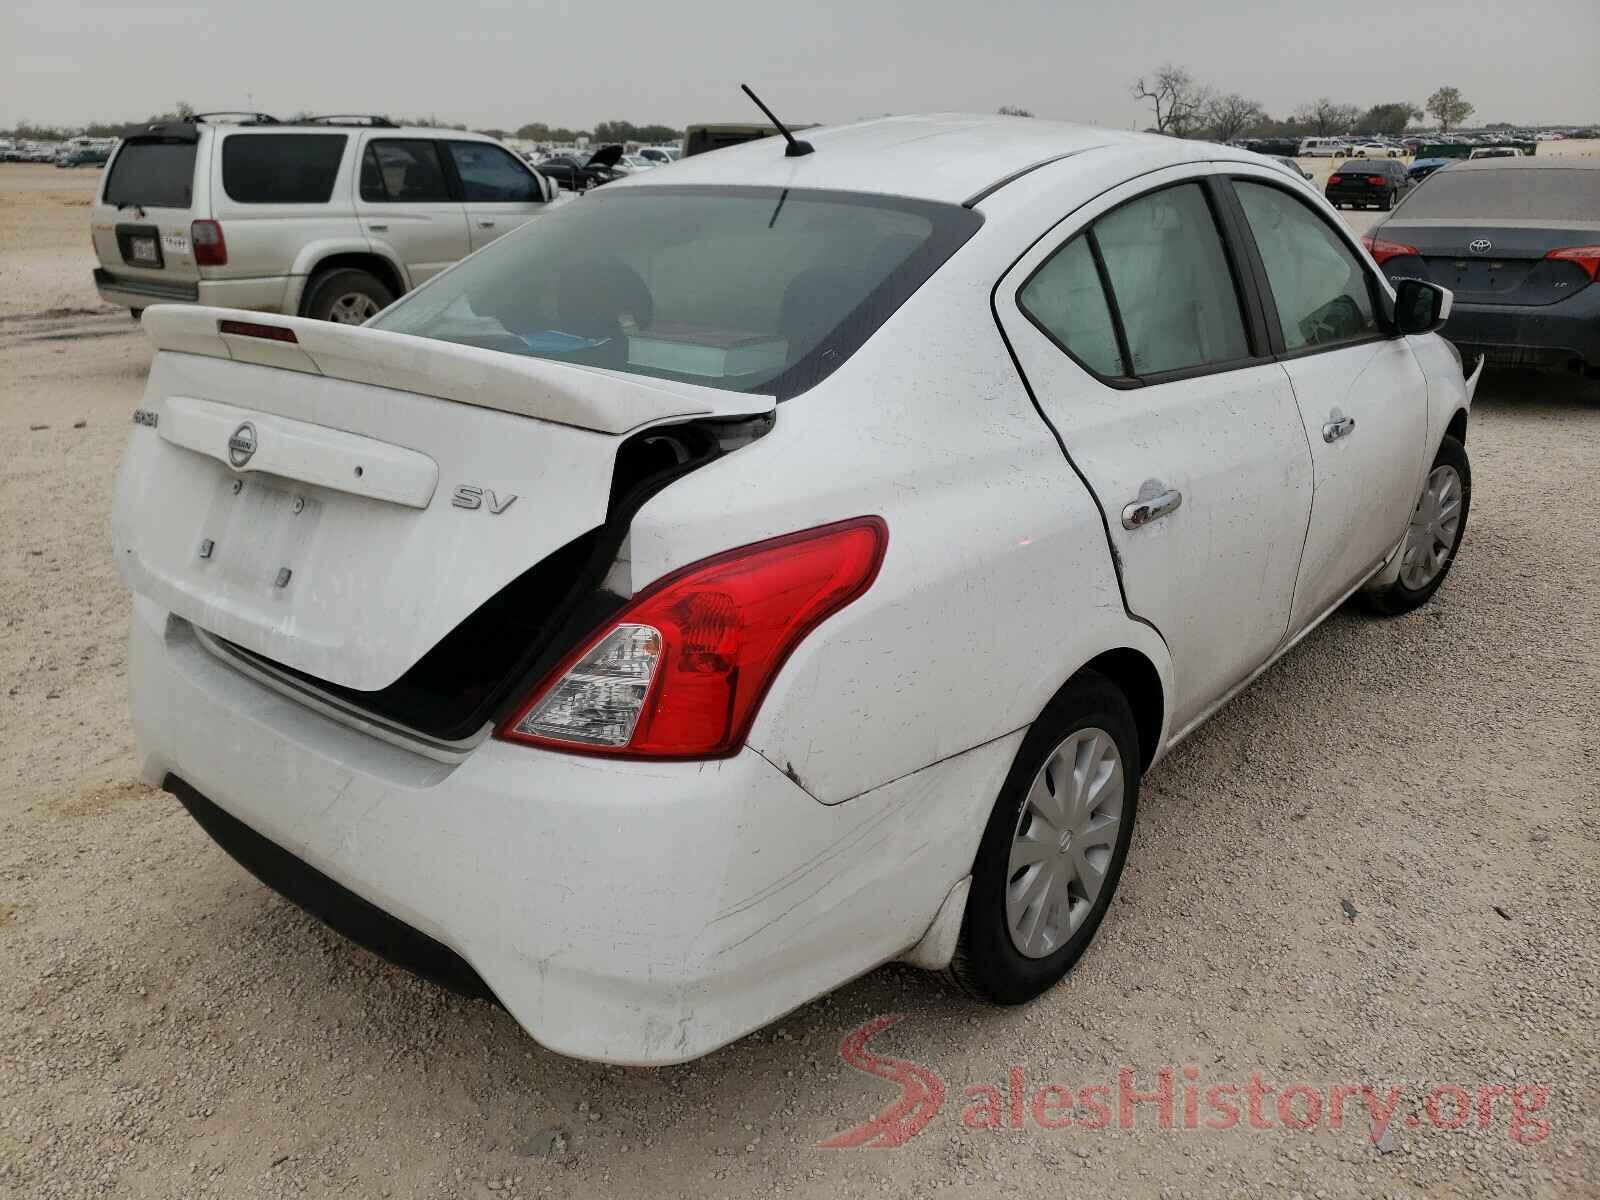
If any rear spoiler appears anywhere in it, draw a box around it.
[141,306,776,437]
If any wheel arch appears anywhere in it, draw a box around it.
[1445,407,1468,446]
[1076,647,1166,772]
[288,244,409,315]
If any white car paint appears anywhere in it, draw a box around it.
[114,113,1476,1064]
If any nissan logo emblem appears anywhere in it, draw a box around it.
[1469,239,1493,254]
[227,422,258,468]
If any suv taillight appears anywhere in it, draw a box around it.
[190,219,226,266]
[498,518,888,759]
[1545,245,1600,282]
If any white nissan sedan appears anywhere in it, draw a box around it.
[114,114,1480,1064]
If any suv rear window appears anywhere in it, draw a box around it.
[103,140,197,209]
[371,186,982,399]
[1401,168,1600,221]
[221,134,347,203]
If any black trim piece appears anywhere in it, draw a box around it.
[1202,176,1274,359]
[163,773,494,1001]
[1087,231,1136,381]
[93,267,199,302]
[962,148,1095,209]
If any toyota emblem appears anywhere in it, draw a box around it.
[1469,238,1493,254]
[227,422,258,468]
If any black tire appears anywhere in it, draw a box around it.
[129,308,144,321]
[949,671,1141,1005]
[302,268,395,324]
[1379,190,1395,211]
[1361,434,1471,615]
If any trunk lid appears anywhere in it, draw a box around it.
[94,129,206,288]
[1379,222,1598,306]
[114,308,773,693]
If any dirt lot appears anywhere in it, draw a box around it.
[2,157,1597,1200]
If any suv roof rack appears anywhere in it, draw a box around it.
[301,115,397,127]
[187,111,282,126]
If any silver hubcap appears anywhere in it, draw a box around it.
[1005,727,1124,959]
[327,292,380,324]
[1399,464,1463,590]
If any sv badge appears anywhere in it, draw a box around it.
[451,486,517,514]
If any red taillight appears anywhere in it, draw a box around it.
[498,517,888,759]
[1366,175,1386,186]
[1545,245,1600,281]
[218,319,297,343]
[1328,174,1344,185]
[190,219,226,266]
[1361,233,1420,265]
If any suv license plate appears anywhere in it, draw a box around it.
[129,237,159,265]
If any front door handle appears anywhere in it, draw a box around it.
[366,222,388,232]
[1122,489,1183,530]
[477,220,496,229]
[1322,415,1357,443]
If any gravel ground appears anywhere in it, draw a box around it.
[1,162,1597,1200]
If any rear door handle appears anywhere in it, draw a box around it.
[1323,416,1357,442]
[367,222,388,232]
[1122,489,1183,529]
[477,220,496,229]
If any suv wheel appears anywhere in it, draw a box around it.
[949,671,1140,1005]
[304,268,395,325]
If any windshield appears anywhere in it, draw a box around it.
[103,139,198,209]
[1400,168,1600,221]
[372,185,981,399]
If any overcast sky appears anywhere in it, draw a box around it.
[4,0,1597,132]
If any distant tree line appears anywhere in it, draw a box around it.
[1127,64,1485,141]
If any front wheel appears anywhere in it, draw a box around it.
[1361,435,1471,615]
[949,672,1140,1005]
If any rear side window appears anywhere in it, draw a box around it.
[446,142,542,202]
[360,140,451,203]
[1398,168,1600,221]
[1235,181,1378,352]
[221,134,346,203]
[1018,236,1123,377]
[1094,183,1250,376]
[103,140,197,209]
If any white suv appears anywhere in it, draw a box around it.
[1297,136,1349,158]
[91,116,564,322]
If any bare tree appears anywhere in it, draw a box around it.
[1293,97,1361,136]
[1205,93,1266,143]
[996,105,1035,118]
[1424,86,1475,133]
[1131,64,1212,136]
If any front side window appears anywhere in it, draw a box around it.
[1092,183,1250,376]
[371,186,980,399]
[1235,181,1378,351]
[447,142,542,203]
[222,134,346,204]
[360,140,451,203]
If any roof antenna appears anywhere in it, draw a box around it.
[741,84,814,157]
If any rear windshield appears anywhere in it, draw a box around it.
[103,140,197,209]
[222,134,347,203]
[1400,168,1600,221]
[371,185,981,399]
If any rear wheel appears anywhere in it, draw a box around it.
[303,268,394,325]
[1361,435,1471,615]
[1379,190,1395,211]
[949,672,1140,1005]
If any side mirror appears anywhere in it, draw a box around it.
[1393,278,1452,335]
